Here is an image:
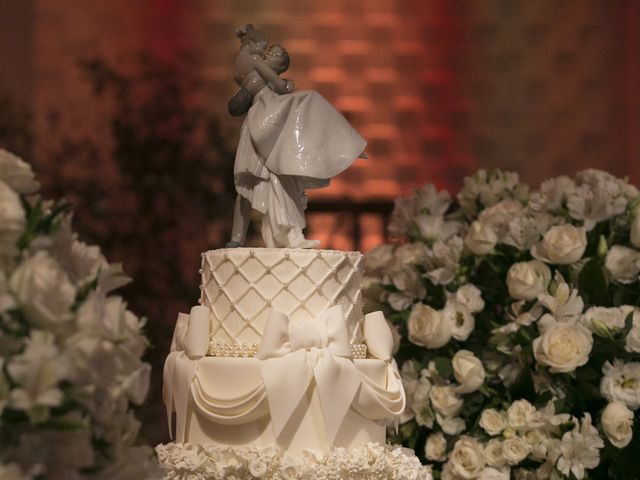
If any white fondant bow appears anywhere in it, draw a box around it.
[256,306,361,442]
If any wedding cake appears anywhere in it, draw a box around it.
[155,24,430,480]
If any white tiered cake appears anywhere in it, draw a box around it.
[156,23,429,480]
[156,248,430,478]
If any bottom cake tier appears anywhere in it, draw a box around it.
[155,441,432,480]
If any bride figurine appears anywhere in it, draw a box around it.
[226,24,366,249]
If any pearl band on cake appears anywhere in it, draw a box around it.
[206,339,368,358]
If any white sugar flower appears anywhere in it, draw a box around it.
[408,304,452,349]
[7,330,69,421]
[556,414,604,480]
[604,245,640,284]
[0,180,26,257]
[533,320,593,373]
[0,149,39,194]
[601,359,640,410]
[9,250,76,327]
[443,300,475,342]
[601,401,634,448]
[531,224,587,265]
[506,260,551,301]
[464,221,497,255]
[538,272,584,322]
[425,432,448,462]
[425,236,464,285]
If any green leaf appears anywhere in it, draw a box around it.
[434,356,453,379]
[578,257,609,306]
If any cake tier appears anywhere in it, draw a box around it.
[156,442,432,480]
[200,248,363,345]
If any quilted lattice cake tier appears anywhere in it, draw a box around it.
[200,248,363,345]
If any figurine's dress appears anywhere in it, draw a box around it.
[234,86,366,246]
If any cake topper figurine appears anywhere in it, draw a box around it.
[226,24,367,249]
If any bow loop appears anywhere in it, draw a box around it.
[256,307,361,442]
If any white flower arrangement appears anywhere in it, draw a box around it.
[0,149,159,478]
[155,442,432,480]
[366,168,640,479]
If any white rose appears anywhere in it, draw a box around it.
[448,436,486,480]
[0,149,39,194]
[408,304,452,349]
[582,306,630,336]
[0,180,26,255]
[502,436,530,465]
[506,260,551,301]
[605,245,640,284]
[478,467,510,480]
[601,360,640,410]
[506,400,537,430]
[533,321,593,373]
[601,401,634,448]
[480,408,507,436]
[453,350,486,394]
[430,385,463,417]
[484,439,506,468]
[631,214,640,248]
[531,224,587,265]
[425,432,448,462]
[625,310,640,353]
[454,284,485,313]
[9,251,76,327]
[443,301,475,342]
[465,221,498,255]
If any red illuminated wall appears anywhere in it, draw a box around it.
[2,0,635,200]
